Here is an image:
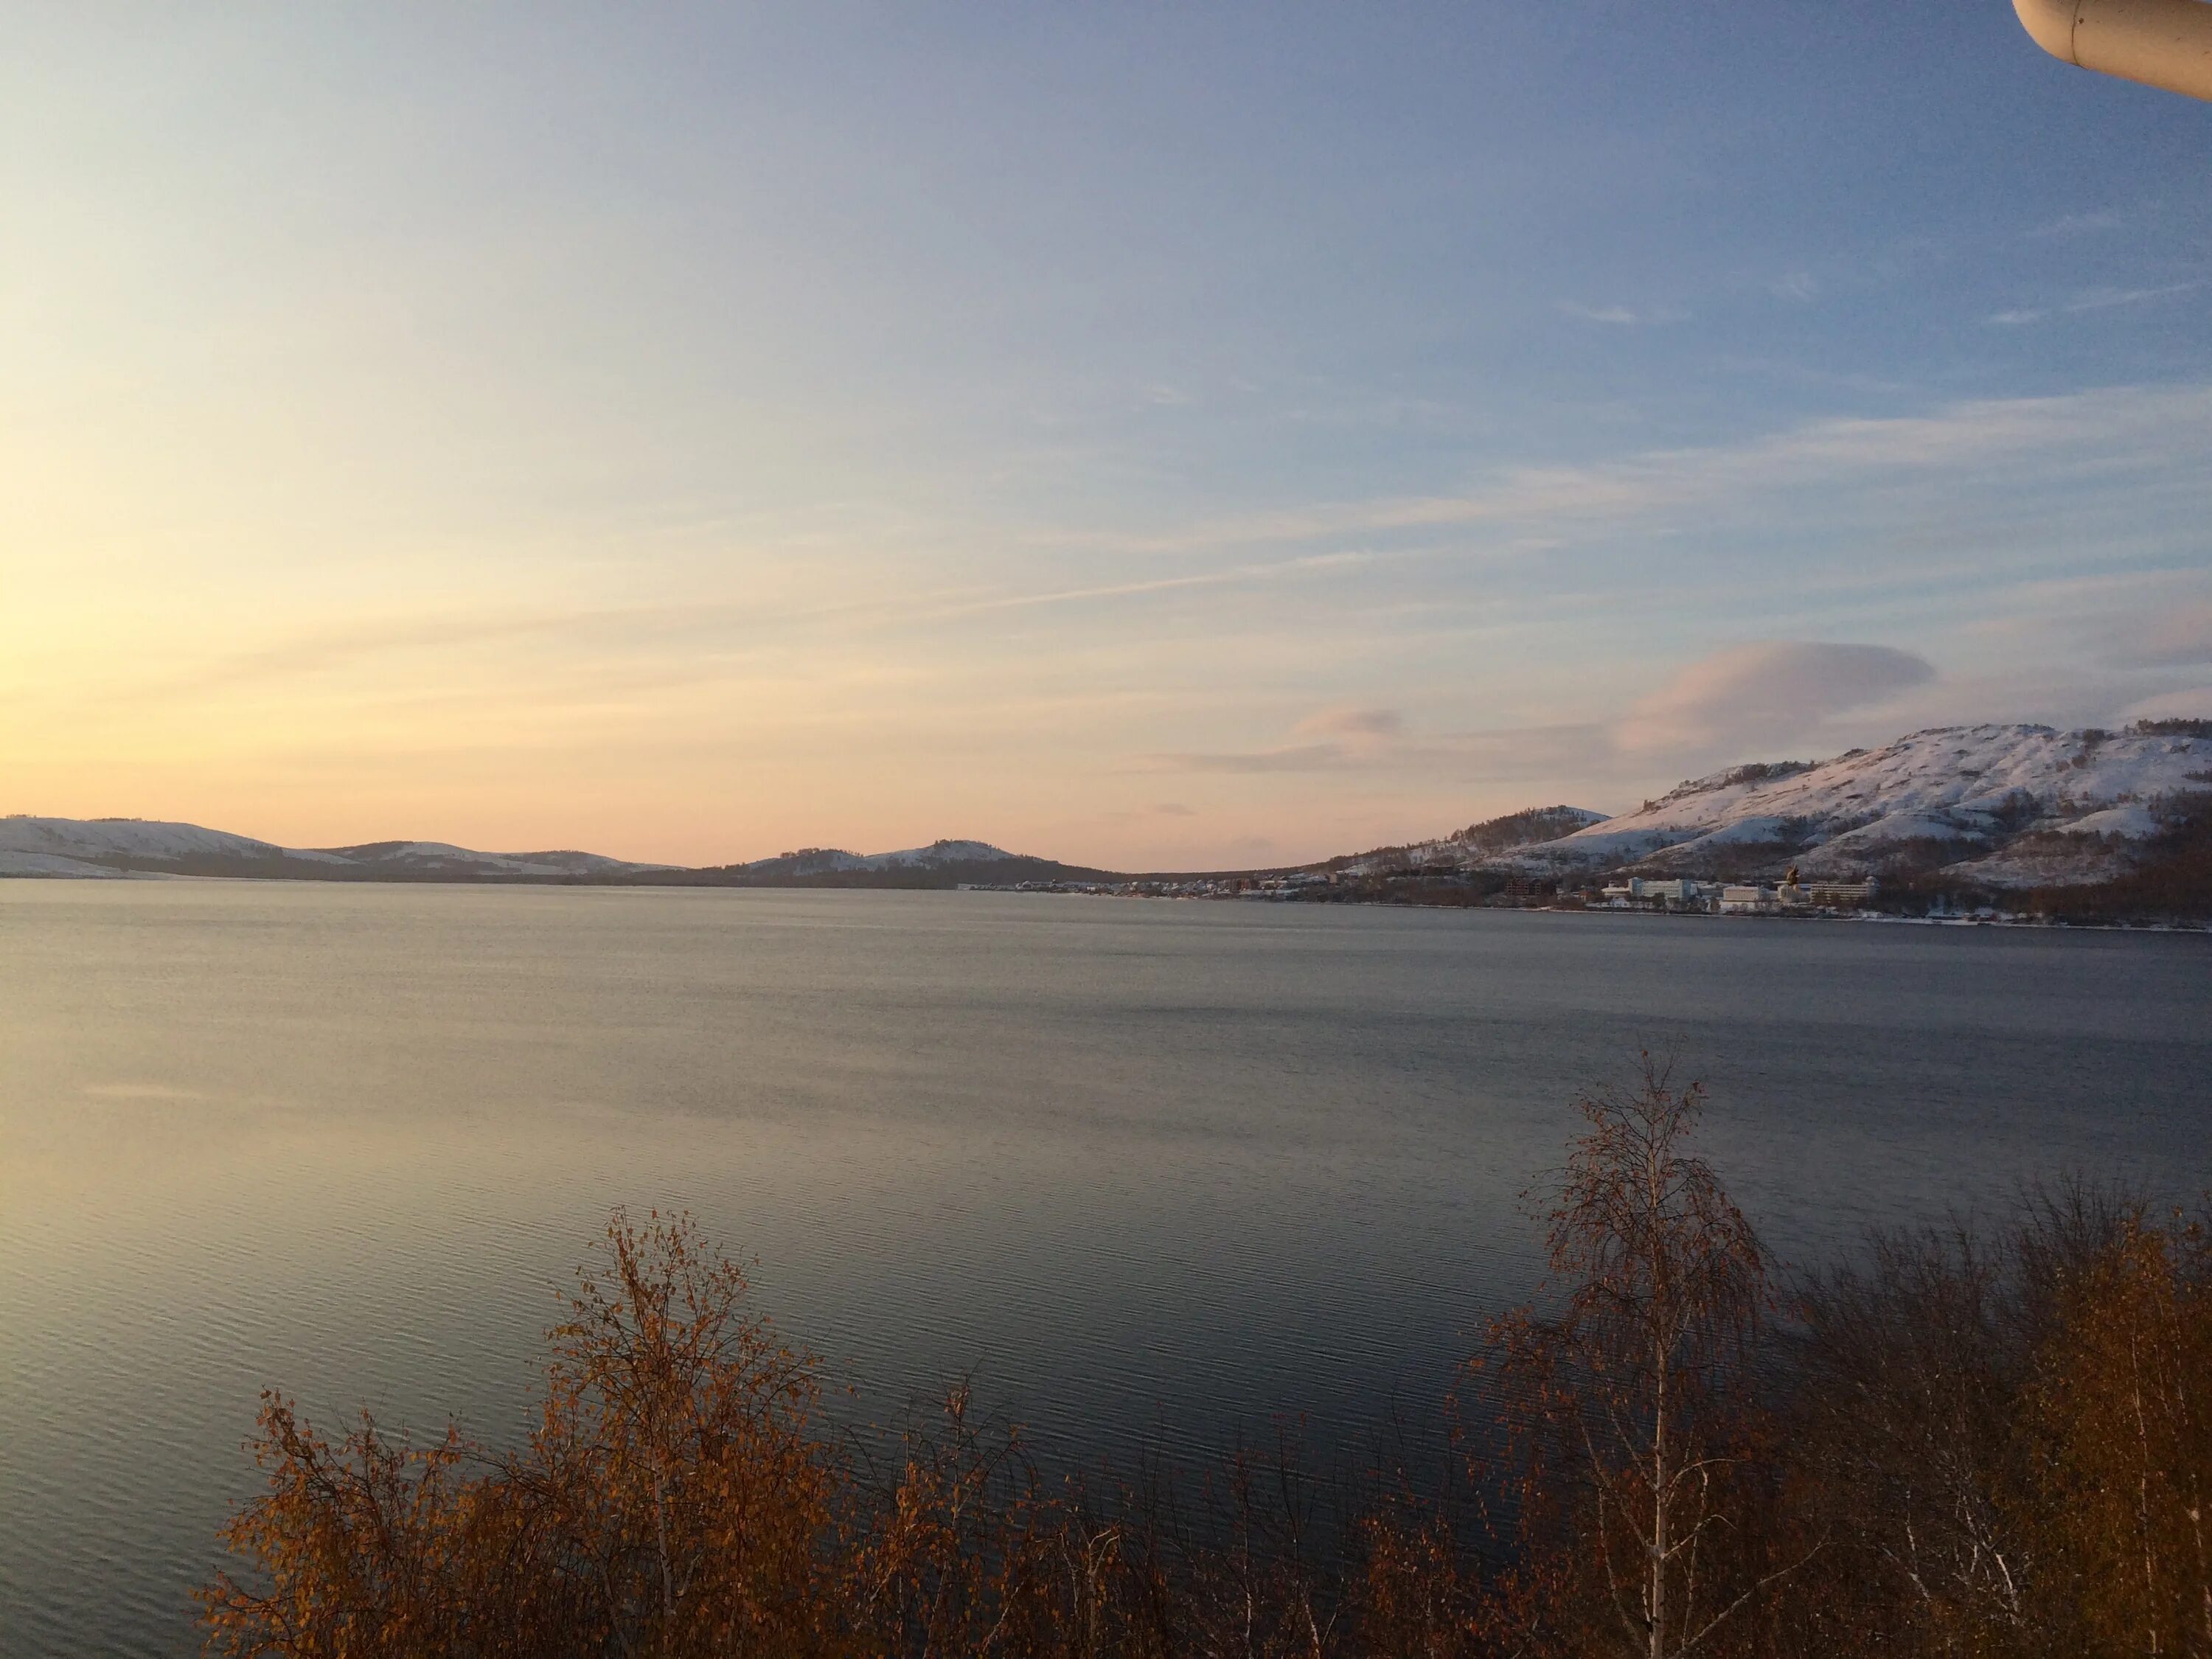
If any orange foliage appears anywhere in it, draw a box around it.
[201,1211,847,1658]
[198,1084,2212,1659]
[1475,1055,1790,1659]
[2026,1213,2212,1658]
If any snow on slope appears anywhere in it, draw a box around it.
[0,817,669,879]
[726,839,1020,877]
[0,848,141,877]
[0,815,335,866]
[852,838,1013,870]
[1338,805,1610,876]
[0,816,1023,883]
[1501,724,2212,883]
[318,841,669,877]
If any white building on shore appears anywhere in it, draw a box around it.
[1600,876,1709,908]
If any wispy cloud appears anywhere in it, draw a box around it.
[94,382,2212,782]
[1416,723,1615,780]
[919,552,1375,620]
[1939,571,2212,712]
[1147,643,1940,782]
[1147,703,1409,774]
[1147,742,1353,775]
[142,611,603,698]
[80,1082,210,1102]
[1985,281,2199,327]
[2143,603,2212,667]
[1557,300,1683,326]
[110,550,1382,710]
[2025,208,2124,240]
[1559,302,1643,325]
[109,597,882,707]
[2120,686,2212,722]
[1293,706,1403,741]
[1072,382,2212,562]
[1614,641,1935,754]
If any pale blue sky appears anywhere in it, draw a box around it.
[6,4,2210,866]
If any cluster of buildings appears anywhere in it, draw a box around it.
[973,865,1886,917]
[1596,873,1879,914]
[964,872,1329,900]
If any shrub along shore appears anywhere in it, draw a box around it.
[202,1060,2211,1658]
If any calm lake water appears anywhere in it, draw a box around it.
[1,880,2206,1655]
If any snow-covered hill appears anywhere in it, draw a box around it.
[320,841,664,878]
[19,722,2205,899]
[1450,804,1610,853]
[2,818,292,878]
[0,819,1079,888]
[1495,723,2212,886]
[690,838,1118,889]
[0,817,672,880]
[722,839,1020,879]
[1335,804,1612,877]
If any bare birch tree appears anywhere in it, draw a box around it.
[1479,1054,1780,1659]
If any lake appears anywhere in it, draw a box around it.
[1,880,2205,1655]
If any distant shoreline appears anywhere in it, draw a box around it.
[13,868,2207,933]
[996,885,2212,932]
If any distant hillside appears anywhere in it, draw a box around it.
[0,818,1107,889]
[15,719,2209,913]
[667,838,1116,889]
[319,841,670,880]
[0,817,311,879]
[1312,804,1610,878]
[0,817,677,881]
[1300,721,2212,917]
[1450,804,1610,854]
[1498,723,2212,888]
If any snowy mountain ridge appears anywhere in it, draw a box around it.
[1486,723,2212,887]
[717,839,1020,878]
[0,817,675,881]
[0,818,1037,884]
[12,721,2208,897]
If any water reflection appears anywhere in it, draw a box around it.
[1,882,2205,1655]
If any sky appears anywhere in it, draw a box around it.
[5,4,2211,870]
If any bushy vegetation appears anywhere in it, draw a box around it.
[203,1062,2211,1657]
[1655,762,1816,808]
[1448,808,1601,855]
[2020,789,2212,922]
[2131,719,2212,740]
